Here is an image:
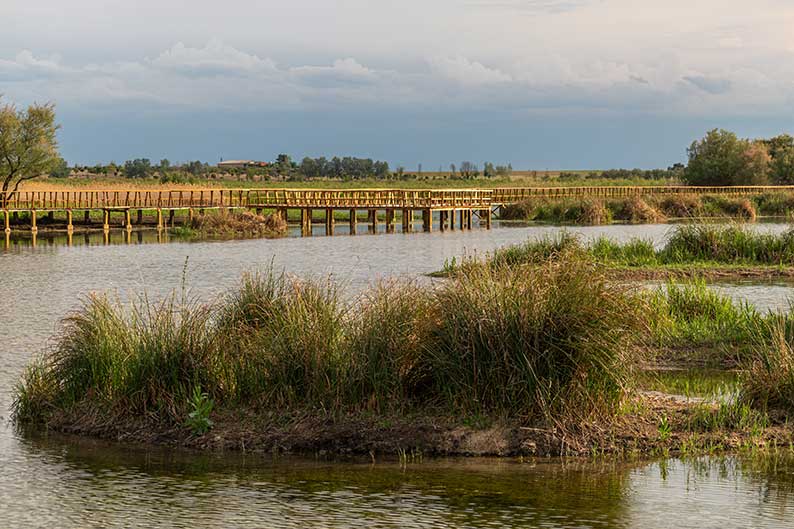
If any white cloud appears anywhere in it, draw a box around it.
[429,56,512,85]
[150,39,277,77]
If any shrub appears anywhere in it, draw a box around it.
[741,318,794,413]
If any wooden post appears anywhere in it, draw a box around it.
[3,209,9,233]
[137,209,144,224]
[168,209,175,226]
[256,207,263,215]
[188,208,194,223]
[402,209,411,232]
[439,210,447,232]
[459,210,465,230]
[449,209,455,231]
[325,208,335,236]
[301,208,310,236]
[156,208,163,230]
[84,210,90,224]
[30,209,37,232]
[465,210,472,230]
[102,209,110,231]
[385,209,395,233]
[278,207,288,222]
[485,208,492,230]
[47,211,54,222]
[125,209,132,231]
[66,209,73,232]
[349,209,357,235]
[423,209,432,232]
[370,209,378,233]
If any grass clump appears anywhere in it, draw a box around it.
[184,209,287,239]
[13,260,647,430]
[662,224,794,264]
[740,319,794,414]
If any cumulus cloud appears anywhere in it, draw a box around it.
[150,39,277,77]
[428,56,513,85]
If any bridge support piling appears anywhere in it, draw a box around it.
[156,209,163,230]
[84,210,90,224]
[256,208,263,216]
[30,210,37,232]
[188,208,194,224]
[48,211,54,222]
[168,209,175,227]
[325,208,335,236]
[3,209,9,233]
[385,209,395,233]
[300,208,311,236]
[370,209,378,233]
[278,207,288,222]
[449,210,455,231]
[12,211,19,223]
[137,209,144,224]
[422,209,432,232]
[102,209,110,232]
[125,210,132,231]
[66,210,73,232]
[402,209,411,232]
[484,208,492,229]
[349,209,357,235]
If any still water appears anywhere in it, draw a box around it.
[2,222,794,528]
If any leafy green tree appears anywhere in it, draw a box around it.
[0,100,60,207]
[123,158,152,178]
[159,159,171,172]
[762,134,794,184]
[49,157,70,178]
[684,129,769,186]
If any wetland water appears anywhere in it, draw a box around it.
[3,221,794,527]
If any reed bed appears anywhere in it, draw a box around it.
[498,192,794,225]
[14,261,645,428]
[178,210,287,239]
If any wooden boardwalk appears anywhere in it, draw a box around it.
[3,185,794,236]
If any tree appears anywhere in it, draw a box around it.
[483,162,495,177]
[159,159,171,172]
[0,100,60,207]
[124,158,152,178]
[762,134,794,184]
[459,161,477,178]
[683,129,769,186]
[49,157,70,178]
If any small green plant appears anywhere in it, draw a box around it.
[186,385,214,435]
[658,415,672,441]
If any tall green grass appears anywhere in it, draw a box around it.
[471,225,794,272]
[14,262,646,428]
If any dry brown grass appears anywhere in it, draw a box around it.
[617,196,666,223]
[188,210,287,238]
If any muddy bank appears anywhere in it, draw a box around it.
[34,394,794,458]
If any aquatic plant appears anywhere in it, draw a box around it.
[740,318,794,414]
[185,209,287,239]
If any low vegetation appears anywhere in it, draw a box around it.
[444,225,794,275]
[175,210,287,239]
[14,261,644,434]
[499,192,789,224]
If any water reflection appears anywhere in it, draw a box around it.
[5,432,792,529]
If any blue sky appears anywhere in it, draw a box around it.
[2,0,794,169]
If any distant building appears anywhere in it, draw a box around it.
[218,160,268,170]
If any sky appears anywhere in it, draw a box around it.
[2,0,794,169]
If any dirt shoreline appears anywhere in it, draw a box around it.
[34,394,794,458]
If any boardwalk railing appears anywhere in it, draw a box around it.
[1,189,493,211]
[491,185,794,204]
